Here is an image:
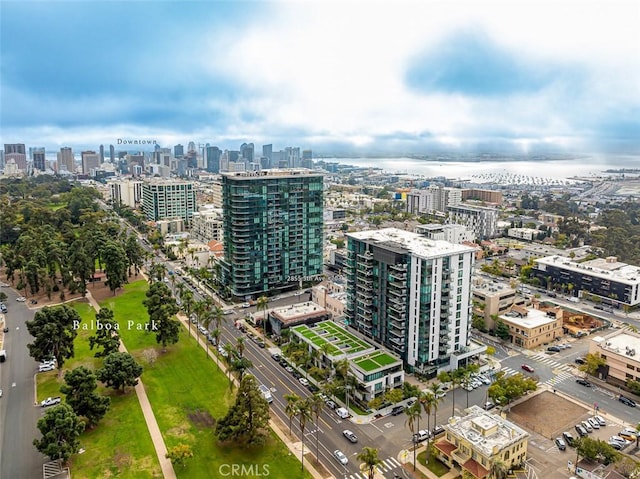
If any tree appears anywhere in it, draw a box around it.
[495,320,511,340]
[357,447,382,479]
[582,352,607,377]
[88,307,120,357]
[490,458,508,479]
[215,374,270,445]
[102,240,129,294]
[60,366,110,427]
[296,398,313,472]
[256,295,269,337]
[488,372,538,409]
[26,305,80,376]
[405,401,422,471]
[309,393,325,461]
[165,444,193,468]
[33,403,85,462]
[97,351,143,393]
[284,393,301,435]
[143,281,180,351]
[384,388,404,405]
[231,356,253,381]
[141,348,158,368]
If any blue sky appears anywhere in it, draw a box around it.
[1,0,639,155]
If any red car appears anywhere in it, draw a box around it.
[521,364,535,373]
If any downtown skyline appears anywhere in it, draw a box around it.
[1,0,639,156]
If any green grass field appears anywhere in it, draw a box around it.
[35,300,162,478]
[98,280,311,479]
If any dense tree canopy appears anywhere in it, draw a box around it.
[97,352,143,393]
[26,305,80,374]
[60,366,110,426]
[33,403,85,462]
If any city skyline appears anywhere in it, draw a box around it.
[1,1,639,156]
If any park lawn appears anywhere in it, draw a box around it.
[100,280,311,479]
[34,299,162,478]
[417,451,450,477]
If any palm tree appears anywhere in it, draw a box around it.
[284,393,301,435]
[357,447,382,479]
[201,309,215,357]
[297,398,313,472]
[212,305,225,331]
[223,343,235,386]
[235,336,245,358]
[309,394,325,460]
[489,458,508,479]
[635,422,640,448]
[211,328,221,367]
[405,401,422,471]
[422,393,437,460]
[181,289,195,339]
[428,382,445,432]
[256,294,269,339]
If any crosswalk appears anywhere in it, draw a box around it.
[346,457,402,479]
[499,354,576,388]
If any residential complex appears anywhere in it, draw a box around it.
[416,224,476,244]
[220,169,324,299]
[461,188,503,205]
[434,405,529,479]
[472,281,523,326]
[291,321,404,403]
[498,306,563,349]
[589,329,640,387]
[345,228,482,375]
[446,204,499,240]
[108,177,143,208]
[534,255,640,307]
[141,179,197,224]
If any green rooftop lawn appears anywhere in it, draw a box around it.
[354,358,378,372]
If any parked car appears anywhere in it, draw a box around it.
[16,296,26,302]
[521,364,535,373]
[333,450,348,465]
[335,407,349,419]
[325,400,337,409]
[593,415,606,426]
[608,441,623,450]
[342,430,358,443]
[575,424,588,437]
[0,303,7,313]
[581,421,593,433]
[620,428,639,438]
[609,436,631,447]
[298,377,309,387]
[241,302,251,308]
[484,401,496,410]
[390,405,405,416]
[271,353,281,361]
[3,326,8,333]
[618,431,636,441]
[547,346,561,353]
[412,430,431,443]
[563,431,576,447]
[576,378,591,387]
[574,357,586,365]
[554,437,567,451]
[38,363,55,372]
[432,425,445,437]
[619,396,637,407]
[587,417,600,429]
[41,397,61,407]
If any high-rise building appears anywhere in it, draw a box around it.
[262,144,273,168]
[32,147,46,171]
[57,147,75,173]
[220,169,324,299]
[205,146,221,173]
[109,144,115,163]
[446,204,499,240]
[142,179,197,224]
[108,178,144,208]
[174,144,184,158]
[81,150,101,175]
[345,228,481,374]
[4,143,27,171]
[240,142,254,163]
[301,149,313,169]
[99,144,105,163]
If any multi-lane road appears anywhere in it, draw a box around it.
[0,286,48,479]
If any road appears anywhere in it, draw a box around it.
[0,286,47,479]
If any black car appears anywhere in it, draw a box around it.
[555,437,567,451]
[2,326,8,333]
[574,357,586,365]
[271,353,280,361]
[563,431,576,447]
[619,395,637,407]
[391,405,405,416]
[575,424,587,437]
[547,346,561,353]
[576,378,591,387]
[432,425,445,437]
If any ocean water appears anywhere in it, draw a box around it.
[327,155,640,183]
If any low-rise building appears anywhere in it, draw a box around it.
[499,306,563,349]
[291,320,404,403]
[434,405,529,479]
[265,301,331,337]
[472,280,523,327]
[507,227,539,241]
[589,329,640,387]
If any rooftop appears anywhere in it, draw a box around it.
[292,320,375,358]
[536,255,640,285]
[221,168,323,179]
[348,228,476,259]
[351,350,402,373]
[446,405,528,457]
[269,302,328,325]
[593,330,640,362]
[500,308,557,329]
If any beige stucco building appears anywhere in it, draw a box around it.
[434,405,529,479]
[589,329,640,387]
[499,306,563,349]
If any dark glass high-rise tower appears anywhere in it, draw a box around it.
[221,169,324,299]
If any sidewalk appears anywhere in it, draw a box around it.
[85,291,177,479]
[398,445,459,479]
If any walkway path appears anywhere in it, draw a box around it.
[86,291,177,479]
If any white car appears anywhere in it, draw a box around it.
[333,449,348,465]
[16,297,26,302]
[299,377,309,386]
[41,397,61,407]
[38,363,55,372]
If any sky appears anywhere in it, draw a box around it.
[1,0,639,156]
